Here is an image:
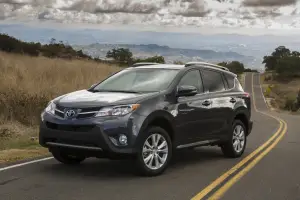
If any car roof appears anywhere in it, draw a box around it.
[130,63,236,76]
[130,64,185,70]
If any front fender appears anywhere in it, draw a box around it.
[133,110,177,145]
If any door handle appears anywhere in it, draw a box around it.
[202,100,211,106]
[230,98,236,103]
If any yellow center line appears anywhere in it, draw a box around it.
[191,73,287,200]
[208,119,287,200]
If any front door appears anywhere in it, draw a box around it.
[201,69,232,138]
[175,69,214,144]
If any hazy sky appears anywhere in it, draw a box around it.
[1,0,300,35]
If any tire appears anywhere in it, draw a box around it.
[51,149,86,165]
[221,119,247,158]
[135,126,173,176]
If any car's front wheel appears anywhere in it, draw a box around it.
[135,126,172,176]
[221,119,247,158]
[51,149,86,165]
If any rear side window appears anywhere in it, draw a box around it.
[224,73,235,89]
[235,78,244,91]
[201,69,225,93]
[178,70,203,93]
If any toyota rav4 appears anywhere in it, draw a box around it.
[39,62,253,176]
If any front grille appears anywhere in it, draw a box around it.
[46,122,95,132]
[55,110,64,118]
[55,105,102,119]
[77,113,97,119]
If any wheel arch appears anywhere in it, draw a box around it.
[139,110,176,142]
[233,110,250,136]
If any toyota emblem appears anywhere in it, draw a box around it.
[64,109,76,119]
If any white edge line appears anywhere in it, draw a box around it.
[0,157,53,172]
[258,73,268,108]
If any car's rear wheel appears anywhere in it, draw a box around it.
[135,126,172,176]
[51,149,86,165]
[221,119,247,158]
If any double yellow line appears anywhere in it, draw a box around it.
[191,73,288,200]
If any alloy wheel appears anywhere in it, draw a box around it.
[232,124,245,153]
[142,133,169,170]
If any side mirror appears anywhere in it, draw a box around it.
[177,85,198,97]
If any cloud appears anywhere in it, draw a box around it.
[62,0,159,14]
[243,0,298,7]
[253,8,281,17]
[173,0,211,17]
[0,0,300,31]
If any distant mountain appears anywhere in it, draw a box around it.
[73,43,260,69]
[4,23,300,70]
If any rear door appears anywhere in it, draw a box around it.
[175,69,214,144]
[200,69,233,138]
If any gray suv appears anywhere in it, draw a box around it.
[39,62,253,176]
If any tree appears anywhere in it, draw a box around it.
[227,61,245,74]
[263,55,277,71]
[291,51,300,57]
[275,56,300,78]
[106,48,133,64]
[0,34,94,60]
[218,61,245,74]
[173,60,184,65]
[263,46,292,71]
[217,61,228,67]
[244,68,258,73]
[134,55,165,64]
[272,46,291,58]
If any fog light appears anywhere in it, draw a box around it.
[119,134,128,145]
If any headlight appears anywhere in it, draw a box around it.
[45,101,56,115]
[95,104,140,117]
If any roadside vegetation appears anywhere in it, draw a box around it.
[0,51,120,163]
[0,33,254,163]
[261,46,300,113]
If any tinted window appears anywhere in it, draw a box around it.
[235,78,244,91]
[178,70,203,93]
[201,69,225,92]
[224,73,235,89]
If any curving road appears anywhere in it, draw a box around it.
[0,73,299,200]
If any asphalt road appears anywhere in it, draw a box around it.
[0,72,298,200]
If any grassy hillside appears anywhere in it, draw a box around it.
[262,72,300,112]
[0,51,120,162]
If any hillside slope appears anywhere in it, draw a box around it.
[0,51,120,162]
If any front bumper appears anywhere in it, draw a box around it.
[39,112,145,158]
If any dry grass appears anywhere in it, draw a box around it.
[0,51,120,162]
[0,148,50,164]
[0,51,120,125]
[261,72,300,112]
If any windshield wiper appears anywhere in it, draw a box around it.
[90,89,141,94]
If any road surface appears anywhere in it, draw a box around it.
[0,73,298,200]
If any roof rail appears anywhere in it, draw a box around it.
[132,62,160,67]
[184,62,230,71]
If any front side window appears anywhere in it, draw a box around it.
[178,70,203,93]
[201,69,225,93]
[92,68,180,93]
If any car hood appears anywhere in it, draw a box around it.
[54,90,158,107]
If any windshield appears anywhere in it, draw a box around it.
[92,68,180,93]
